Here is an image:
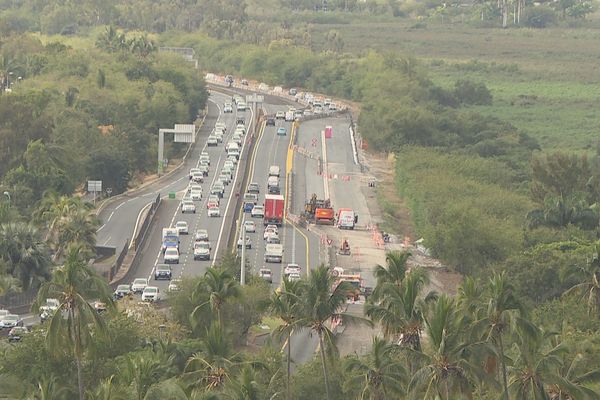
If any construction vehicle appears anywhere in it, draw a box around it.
[338,238,351,256]
[335,273,362,301]
[304,193,334,224]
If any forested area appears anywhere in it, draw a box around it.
[1,0,600,398]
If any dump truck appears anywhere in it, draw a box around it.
[304,193,334,224]
[315,207,335,225]
[264,194,285,226]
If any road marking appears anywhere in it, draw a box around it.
[212,105,255,267]
[285,122,311,275]
[97,224,106,232]
[102,236,112,246]
[115,202,125,210]
[130,202,153,250]
[107,211,115,222]
[321,128,329,200]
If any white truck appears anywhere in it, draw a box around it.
[264,243,283,263]
[337,208,357,230]
[285,110,295,122]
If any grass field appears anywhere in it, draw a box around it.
[311,20,600,150]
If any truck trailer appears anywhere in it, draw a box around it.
[264,194,285,226]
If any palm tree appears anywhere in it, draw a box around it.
[36,245,113,400]
[267,278,304,400]
[192,268,241,328]
[365,267,430,351]
[296,265,371,400]
[86,375,131,400]
[118,350,174,400]
[372,250,411,292]
[182,324,243,393]
[563,242,600,316]
[546,352,600,400]
[408,295,484,400]
[33,192,96,260]
[26,375,71,400]
[56,207,100,259]
[473,272,537,400]
[223,366,262,400]
[344,337,406,400]
[0,222,52,290]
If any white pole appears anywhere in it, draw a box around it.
[240,215,246,285]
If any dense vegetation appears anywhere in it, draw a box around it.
[1,0,600,398]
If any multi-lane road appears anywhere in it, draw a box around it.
[91,87,357,367]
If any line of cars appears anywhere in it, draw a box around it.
[0,309,27,342]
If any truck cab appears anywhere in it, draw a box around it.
[337,208,357,230]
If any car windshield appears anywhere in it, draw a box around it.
[254,206,263,211]
[134,279,147,285]
[5,315,18,321]
[166,249,177,255]
[176,222,187,227]
[195,242,209,249]
[145,287,157,293]
[117,285,129,291]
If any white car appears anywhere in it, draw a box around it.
[142,286,160,302]
[208,206,221,217]
[168,279,182,292]
[189,186,202,201]
[236,102,247,111]
[266,224,279,233]
[200,154,210,165]
[276,111,285,119]
[191,171,204,183]
[284,263,301,276]
[215,122,227,131]
[131,278,149,294]
[164,247,180,264]
[264,227,278,240]
[207,136,218,146]
[244,220,256,233]
[0,314,22,329]
[251,206,264,218]
[175,221,188,234]
[189,168,201,179]
[181,200,196,214]
[288,272,301,281]
[194,241,211,260]
[266,234,281,244]
[219,173,231,185]
[195,229,209,242]
[236,124,245,133]
[224,160,235,170]
[223,103,233,113]
[198,164,209,176]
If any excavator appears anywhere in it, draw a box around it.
[304,193,335,225]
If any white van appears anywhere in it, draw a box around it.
[269,165,280,177]
[267,176,279,188]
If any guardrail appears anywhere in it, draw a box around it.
[109,194,161,287]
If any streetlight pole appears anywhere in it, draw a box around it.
[3,191,10,207]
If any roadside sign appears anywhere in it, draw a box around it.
[326,239,333,245]
[87,180,102,192]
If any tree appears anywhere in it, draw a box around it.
[372,250,410,291]
[35,245,112,400]
[192,268,241,329]
[473,272,537,400]
[267,278,305,400]
[366,267,431,352]
[408,295,483,400]
[296,265,371,400]
[0,222,52,289]
[563,242,600,316]
[182,324,244,393]
[344,337,406,400]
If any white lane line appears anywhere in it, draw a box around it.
[115,202,125,210]
[102,236,112,246]
[97,224,106,232]
[212,105,254,267]
[321,128,330,199]
[107,211,115,222]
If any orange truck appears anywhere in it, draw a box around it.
[315,207,335,225]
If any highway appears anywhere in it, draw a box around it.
[127,91,253,296]
[95,97,222,256]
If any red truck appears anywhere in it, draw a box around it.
[264,194,285,226]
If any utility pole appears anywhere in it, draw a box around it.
[240,216,246,285]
